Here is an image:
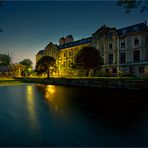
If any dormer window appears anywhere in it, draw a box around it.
[133,25,138,31]
[122,29,126,35]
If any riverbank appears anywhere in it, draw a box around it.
[0,77,22,85]
[13,77,148,89]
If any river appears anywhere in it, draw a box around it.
[0,83,148,146]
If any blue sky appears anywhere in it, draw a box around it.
[0,1,148,67]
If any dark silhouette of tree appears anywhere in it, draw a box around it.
[117,0,148,13]
[0,0,4,32]
[20,59,33,68]
[35,56,56,78]
[72,46,103,77]
[0,1,4,6]
[0,54,11,66]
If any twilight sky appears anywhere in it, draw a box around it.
[0,0,148,68]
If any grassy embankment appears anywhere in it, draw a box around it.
[0,77,22,85]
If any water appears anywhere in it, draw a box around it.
[0,83,148,146]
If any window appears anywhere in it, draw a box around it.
[139,66,144,73]
[105,69,109,73]
[133,25,138,31]
[109,54,113,64]
[120,52,126,64]
[134,38,139,46]
[109,32,113,39]
[122,29,126,35]
[69,51,72,56]
[63,61,66,68]
[133,50,140,62]
[129,66,135,74]
[109,43,113,50]
[120,40,125,48]
[64,51,67,57]
[112,68,117,73]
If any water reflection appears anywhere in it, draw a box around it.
[45,85,56,102]
[36,84,65,113]
[26,85,38,127]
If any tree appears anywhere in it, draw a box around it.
[72,46,103,77]
[19,59,33,76]
[19,59,33,67]
[117,0,148,13]
[0,54,11,66]
[35,56,56,78]
[10,63,25,77]
[0,0,4,32]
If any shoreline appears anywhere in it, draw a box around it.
[10,77,148,89]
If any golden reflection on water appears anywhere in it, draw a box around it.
[45,85,56,102]
[26,85,38,127]
[36,84,66,113]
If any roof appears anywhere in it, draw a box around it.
[36,50,44,55]
[117,22,148,36]
[58,37,92,50]
[93,25,116,35]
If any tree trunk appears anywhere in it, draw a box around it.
[47,69,50,78]
[85,69,89,77]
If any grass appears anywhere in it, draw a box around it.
[0,77,22,84]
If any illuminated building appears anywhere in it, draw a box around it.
[36,21,148,77]
[58,37,91,76]
[36,36,91,77]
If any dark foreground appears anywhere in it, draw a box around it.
[0,83,148,147]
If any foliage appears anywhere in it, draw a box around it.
[117,0,148,13]
[19,59,33,68]
[0,0,4,6]
[35,56,56,78]
[19,59,33,76]
[0,54,11,66]
[72,46,103,76]
[0,0,4,32]
[10,63,25,77]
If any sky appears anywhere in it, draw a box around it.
[0,0,148,68]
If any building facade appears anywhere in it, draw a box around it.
[36,21,148,77]
[58,37,91,76]
[92,21,148,76]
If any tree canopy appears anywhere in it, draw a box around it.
[35,56,56,78]
[19,59,33,68]
[117,0,148,13]
[73,46,103,76]
[19,59,33,76]
[0,54,11,66]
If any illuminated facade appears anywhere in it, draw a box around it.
[36,21,148,77]
[36,36,91,76]
[58,37,91,76]
[36,42,58,64]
